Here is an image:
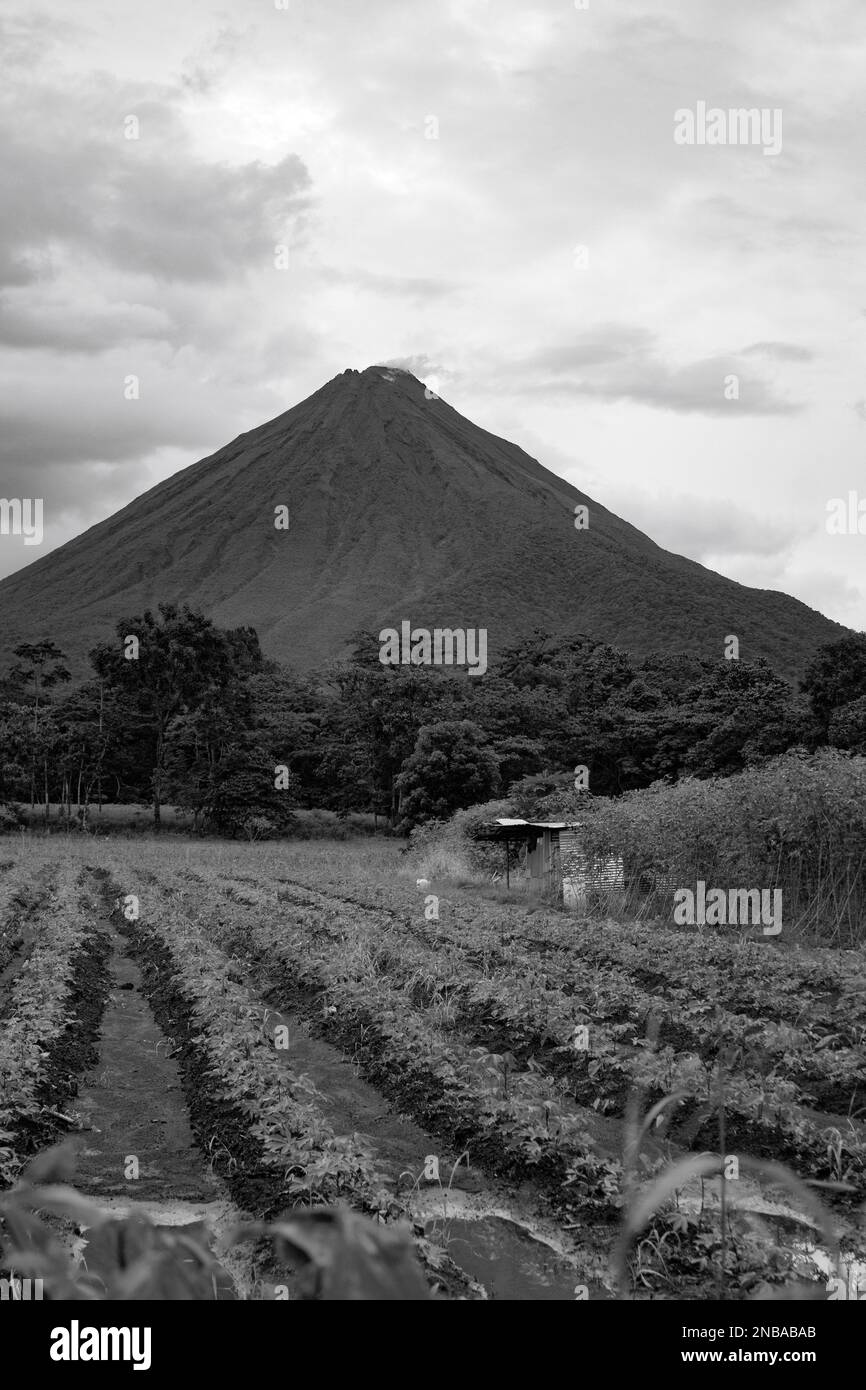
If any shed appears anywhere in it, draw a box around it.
[476,819,580,887]
[476,818,624,905]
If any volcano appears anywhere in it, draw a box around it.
[0,365,847,679]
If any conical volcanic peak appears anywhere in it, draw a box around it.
[0,367,847,679]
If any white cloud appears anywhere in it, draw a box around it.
[0,0,863,626]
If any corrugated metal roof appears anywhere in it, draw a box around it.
[491,819,582,829]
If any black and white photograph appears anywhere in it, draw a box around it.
[0,0,864,1356]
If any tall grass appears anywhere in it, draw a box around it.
[538,750,866,946]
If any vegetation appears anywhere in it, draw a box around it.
[1,612,864,837]
[524,749,865,945]
[1,837,862,1300]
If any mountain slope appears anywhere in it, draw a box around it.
[0,365,847,680]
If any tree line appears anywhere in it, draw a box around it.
[1,604,864,836]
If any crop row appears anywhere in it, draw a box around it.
[289,868,866,1002]
[211,873,866,1122]
[200,872,866,1197]
[0,864,97,1182]
[111,869,396,1216]
[226,868,866,1037]
[143,867,629,1218]
[157,864,862,1209]
[0,859,53,978]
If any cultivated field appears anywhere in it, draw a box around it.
[1,834,865,1301]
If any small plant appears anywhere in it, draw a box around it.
[0,1146,429,1300]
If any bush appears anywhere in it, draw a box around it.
[0,803,21,834]
[289,810,381,841]
[201,746,297,839]
[829,695,866,754]
[408,751,866,942]
[395,721,499,834]
[241,814,279,841]
[534,749,866,944]
[408,797,519,881]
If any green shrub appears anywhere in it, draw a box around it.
[408,797,517,880]
[535,750,866,944]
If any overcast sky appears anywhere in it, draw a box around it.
[1,0,864,629]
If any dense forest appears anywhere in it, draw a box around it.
[1,603,865,837]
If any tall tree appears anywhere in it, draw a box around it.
[89,605,251,827]
[7,641,71,818]
[802,634,866,738]
[324,631,464,822]
[395,720,500,833]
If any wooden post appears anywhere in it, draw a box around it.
[505,837,510,888]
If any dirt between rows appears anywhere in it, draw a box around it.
[254,997,601,1298]
[122,915,296,1216]
[245,878,865,1206]
[69,903,239,1299]
[217,915,625,1239]
[209,882,664,1200]
[72,921,223,1205]
[4,870,244,1297]
[107,871,600,1298]
[10,859,851,1300]
[117,913,505,1298]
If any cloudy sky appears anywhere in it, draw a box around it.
[1,0,864,628]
